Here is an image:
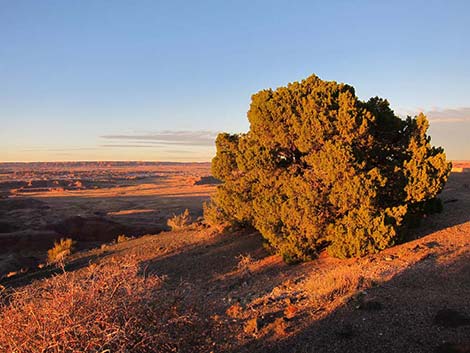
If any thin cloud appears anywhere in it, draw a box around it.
[163,149,196,154]
[21,147,99,152]
[426,107,470,123]
[100,144,160,148]
[100,130,218,146]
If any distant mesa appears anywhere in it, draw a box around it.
[108,209,155,216]
[451,161,470,173]
[194,176,222,185]
[451,167,470,173]
[73,180,83,188]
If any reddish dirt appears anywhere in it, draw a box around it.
[0,162,216,277]
[1,168,470,352]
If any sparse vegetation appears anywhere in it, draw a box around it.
[0,256,204,353]
[1,197,469,353]
[305,267,376,304]
[47,238,75,263]
[236,253,255,275]
[117,234,131,243]
[167,208,192,231]
[207,74,451,261]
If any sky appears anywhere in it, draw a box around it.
[1,0,469,162]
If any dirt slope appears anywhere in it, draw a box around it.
[4,223,469,352]
[1,172,470,352]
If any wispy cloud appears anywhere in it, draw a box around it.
[100,144,160,148]
[426,107,470,123]
[100,130,218,146]
[21,147,99,152]
[163,149,196,154]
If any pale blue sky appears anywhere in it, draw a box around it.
[1,0,469,161]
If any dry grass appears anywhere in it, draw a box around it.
[305,266,376,304]
[47,238,75,263]
[0,256,205,353]
[167,209,192,231]
[1,218,469,353]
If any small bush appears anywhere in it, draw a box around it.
[203,202,231,232]
[117,234,131,243]
[47,238,75,263]
[307,270,355,303]
[167,209,192,231]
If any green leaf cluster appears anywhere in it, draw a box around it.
[206,75,451,261]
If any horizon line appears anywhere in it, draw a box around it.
[0,159,213,164]
[1,159,469,164]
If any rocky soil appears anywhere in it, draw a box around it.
[1,171,469,352]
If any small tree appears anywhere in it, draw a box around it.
[167,209,192,231]
[206,74,451,262]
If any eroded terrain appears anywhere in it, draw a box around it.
[0,162,216,277]
[1,167,470,352]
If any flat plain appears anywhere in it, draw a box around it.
[1,162,470,352]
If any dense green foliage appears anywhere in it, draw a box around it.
[206,75,451,261]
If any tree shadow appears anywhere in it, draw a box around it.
[234,249,470,353]
[139,231,267,286]
[0,248,118,289]
[412,172,470,239]
[138,231,303,315]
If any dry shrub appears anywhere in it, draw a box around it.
[0,256,205,353]
[167,209,192,231]
[306,267,374,304]
[117,234,131,243]
[47,238,75,263]
[236,253,254,275]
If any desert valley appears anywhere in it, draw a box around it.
[0,161,469,352]
[0,162,217,278]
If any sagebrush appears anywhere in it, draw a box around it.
[47,238,75,263]
[167,209,192,230]
[0,256,204,353]
[206,74,451,261]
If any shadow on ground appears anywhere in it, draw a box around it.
[138,231,291,311]
[412,173,470,239]
[0,249,117,289]
[233,251,470,353]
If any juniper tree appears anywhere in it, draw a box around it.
[206,75,451,262]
